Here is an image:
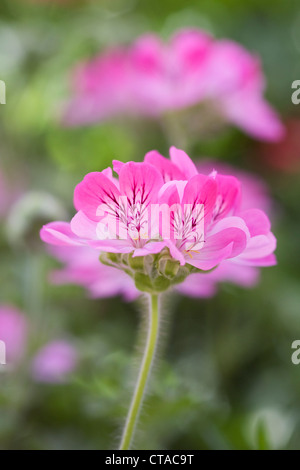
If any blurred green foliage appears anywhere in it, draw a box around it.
[0,0,300,450]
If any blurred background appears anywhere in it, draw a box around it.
[1,0,300,450]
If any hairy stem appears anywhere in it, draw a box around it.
[119,294,160,450]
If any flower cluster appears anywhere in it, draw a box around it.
[63,29,284,141]
[41,147,276,296]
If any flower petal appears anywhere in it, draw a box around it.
[238,232,277,261]
[40,222,84,246]
[212,173,241,220]
[170,146,198,179]
[239,208,271,236]
[188,217,249,270]
[119,162,164,206]
[70,211,98,240]
[223,93,285,142]
[74,171,121,222]
[144,150,185,182]
[132,241,167,257]
[182,173,218,228]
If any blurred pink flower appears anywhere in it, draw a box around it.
[177,262,260,298]
[0,306,28,364]
[0,304,77,381]
[63,29,284,141]
[31,341,77,383]
[49,245,139,301]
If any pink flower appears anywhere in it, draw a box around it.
[63,29,284,141]
[41,147,276,297]
[0,306,28,365]
[31,340,77,383]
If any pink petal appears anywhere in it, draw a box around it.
[40,222,84,246]
[144,150,185,182]
[239,208,272,237]
[223,93,285,142]
[88,239,133,253]
[169,146,198,179]
[238,232,277,261]
[74,171,121,222]
[119,162,164,206]
[188,243,234,271]
[158,180,184,205]
[70,211,98,240]
[239,253,277,267]
[112,160,125,175]
[130,35,164,76]
[165,239,186,266]
[209,216,250,257]
[176,272,217,298]
[171,29,212,72]
[182,174,218,227]
[188,217,249,270]
[132,241,167,257]
[212,173,241,220]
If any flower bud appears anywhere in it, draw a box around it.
[158,257,180,279]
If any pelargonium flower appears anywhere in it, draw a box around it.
[41,147,276,295]
[44,155,274,298]
[31,340,77,384]
[63,29,284,141]
[0,306,28,365]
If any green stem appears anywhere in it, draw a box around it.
[120,294,160,450]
